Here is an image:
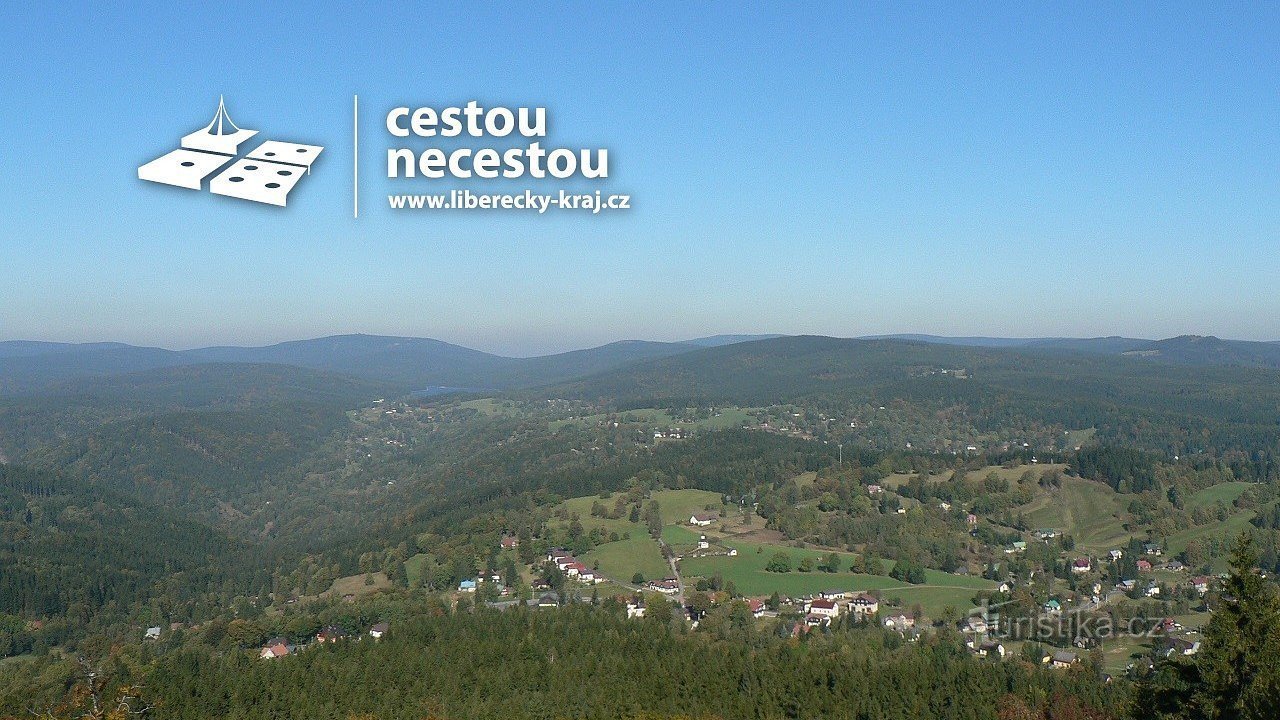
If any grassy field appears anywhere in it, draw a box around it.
[1020,476,1131,550]
[552,488,722,536]
[550,407,757,432]
[680,541,993,616]
[324,572,391,598]
[582,536,669,584]
[880,463,1065,490]
[653,489,724,525]
[1101,636,1152,675]
[1186,482,1253,511]
[556,494,643,535]
[662,523,706,549]
[1166,509,1256,562]
[403,554,433,588]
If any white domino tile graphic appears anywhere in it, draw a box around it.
[137,148,234,190]
[210,158,306,207]
[246,141,324,170]
[138,97,323,207]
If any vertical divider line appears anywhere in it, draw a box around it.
[353,94,359,219]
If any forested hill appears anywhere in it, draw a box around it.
[0,463,264,629]
[546,335,1280,455]
[0,336,702,394]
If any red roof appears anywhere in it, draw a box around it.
[1073,558,1091,567]
[810,599,837,610]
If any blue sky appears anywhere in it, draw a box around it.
[2,3,1278,355]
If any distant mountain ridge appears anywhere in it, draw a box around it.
[857,333,1280,367]
[4,332,1280,397]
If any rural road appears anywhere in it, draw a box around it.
[658,538,685,605]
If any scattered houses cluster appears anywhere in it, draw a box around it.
[259,622,389,660]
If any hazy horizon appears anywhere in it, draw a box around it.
[6,328,1279,359]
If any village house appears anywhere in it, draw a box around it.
[368,622,389,640]
[458,579,477,593]
[977,640,1006,659]
[966,513,978,526]
[883,613,915,632]
[316,626,347,644]
[1191,576,1211,594]
[500,535,519,550]
[848,593,879,617]
[819,589,848,601]
[625,600,646,619]
[689,513,716,527]
[1050,650,1079,668]
[259,638,291,660]
[697,535,710,550]
[866,484,883,495]
[1163,637,1200,657]
[1071,557,1092,574]
[963,616,989,635]
[1144,543,1163,556]
[747,599,766,618]
[1043,599,1062,615]
[1109,549,1124,561]
[1136,559,1153,573]
[648,578,680,594]
[144,626,161,641]
[807,598,840,618]
[538,594,559,608]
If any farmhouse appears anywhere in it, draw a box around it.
[807,598,839,618]
[648,578,680,594]
[1136,560,1153,572]
[848,593,879,617]
[1071,557,1092,574]
[689,513,716,527]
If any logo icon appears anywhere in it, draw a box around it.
[138,97,323,207]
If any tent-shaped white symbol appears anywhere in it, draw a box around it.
[181,96,258,155]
